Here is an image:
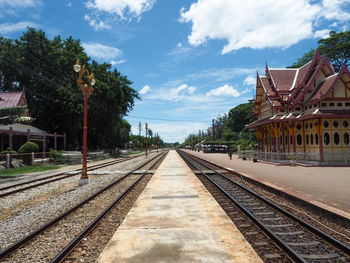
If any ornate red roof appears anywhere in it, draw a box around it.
[269,69,297,91]
[252,49,348,117]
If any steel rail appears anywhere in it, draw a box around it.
[0,151,165,261]
[181,150,350,255]
[178,150,350,262]
[0,155,143,198]
[0,158,127,192]
[50,151,166,263]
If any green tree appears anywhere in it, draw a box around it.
[225,100,255,133]
[0,28,139,149]
[289,30,350,71]
[318,30,350,71]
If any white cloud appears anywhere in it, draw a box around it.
[140,85,151,95]
[86,0,156,20]
[165,42,205,65]
[166,84,196,102]
[188,86,196,94]
[82,43,122,60]
[188,67,258,82]
[313,29,330,39]
[111,59,126,65]
[0,0,39,8]
[206,84,240,97]
[0,22,41,34]
[243,76,256,86]
[179,0,350,53]
[320,0,350,21]
[241,88,252,95]
[130,121,207,143]
[84,14,111,30]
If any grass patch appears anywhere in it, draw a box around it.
[128,150,144,155]
[0,165,61,177]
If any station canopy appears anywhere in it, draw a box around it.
[201,140,234,146]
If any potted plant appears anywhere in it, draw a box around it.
[288,154,296,166]
[242,151,246,160]
[253,151,258,162]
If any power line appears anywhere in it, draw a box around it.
[126,115,210,123]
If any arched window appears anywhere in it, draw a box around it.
[333,121,339,128]
[310,123,313,129]
[324,121,329,128]
[334,133,340,145]
[344,133,350,145]
[310,134,314,145]
[315,133,319,145]
[306,134,309,145]
[324,133,330,145]
[296,124,302,130]
[297,134,302,145]
[290,135,293,145]
[343,121,349,128]
[285,136,288,145]
[305,123,308,130]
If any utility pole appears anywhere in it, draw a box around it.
[212,119,215,141]
[198,130,201,152]
[145,123,148,157]
[138,121,141,149]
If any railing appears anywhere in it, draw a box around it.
[0,152,50,169]
[239,150,350,165]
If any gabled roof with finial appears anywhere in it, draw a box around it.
[252,49,348,117]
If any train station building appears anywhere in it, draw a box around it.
[247,50,350,164]
[0,90,66,151]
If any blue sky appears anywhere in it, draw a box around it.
[1,0,350,143]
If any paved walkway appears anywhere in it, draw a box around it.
[184,150,350,218]
[97,150,262,263]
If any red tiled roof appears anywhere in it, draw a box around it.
[295,61,312,86]
[0,91,25,108]
[260,77,276,97]
[306,74,337,103]
[269,69,297,91]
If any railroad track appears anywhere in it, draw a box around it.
[0,150,167,262]
[0,155,141,198]
[178,150,350,263]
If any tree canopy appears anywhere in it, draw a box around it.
[289,30,350,71]
[183,100,256,150]
[0,28,139,149]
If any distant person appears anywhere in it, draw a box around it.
[228,148,233,160]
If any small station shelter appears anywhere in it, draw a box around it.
[200,140,232,153]
[0,90,66,152]
[246,50,350,163]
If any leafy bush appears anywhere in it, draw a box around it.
[18,142,39,165]
[1,147,17,155]
[49,149,63,163]
[18,142,39,153]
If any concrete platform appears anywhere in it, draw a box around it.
[183,150,350,218]
[97,150,262,263]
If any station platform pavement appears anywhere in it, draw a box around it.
[97,150,262,263]
[183,149,350,219]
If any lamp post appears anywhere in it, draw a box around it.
[145,123,148,157]
[74,59,95,185]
